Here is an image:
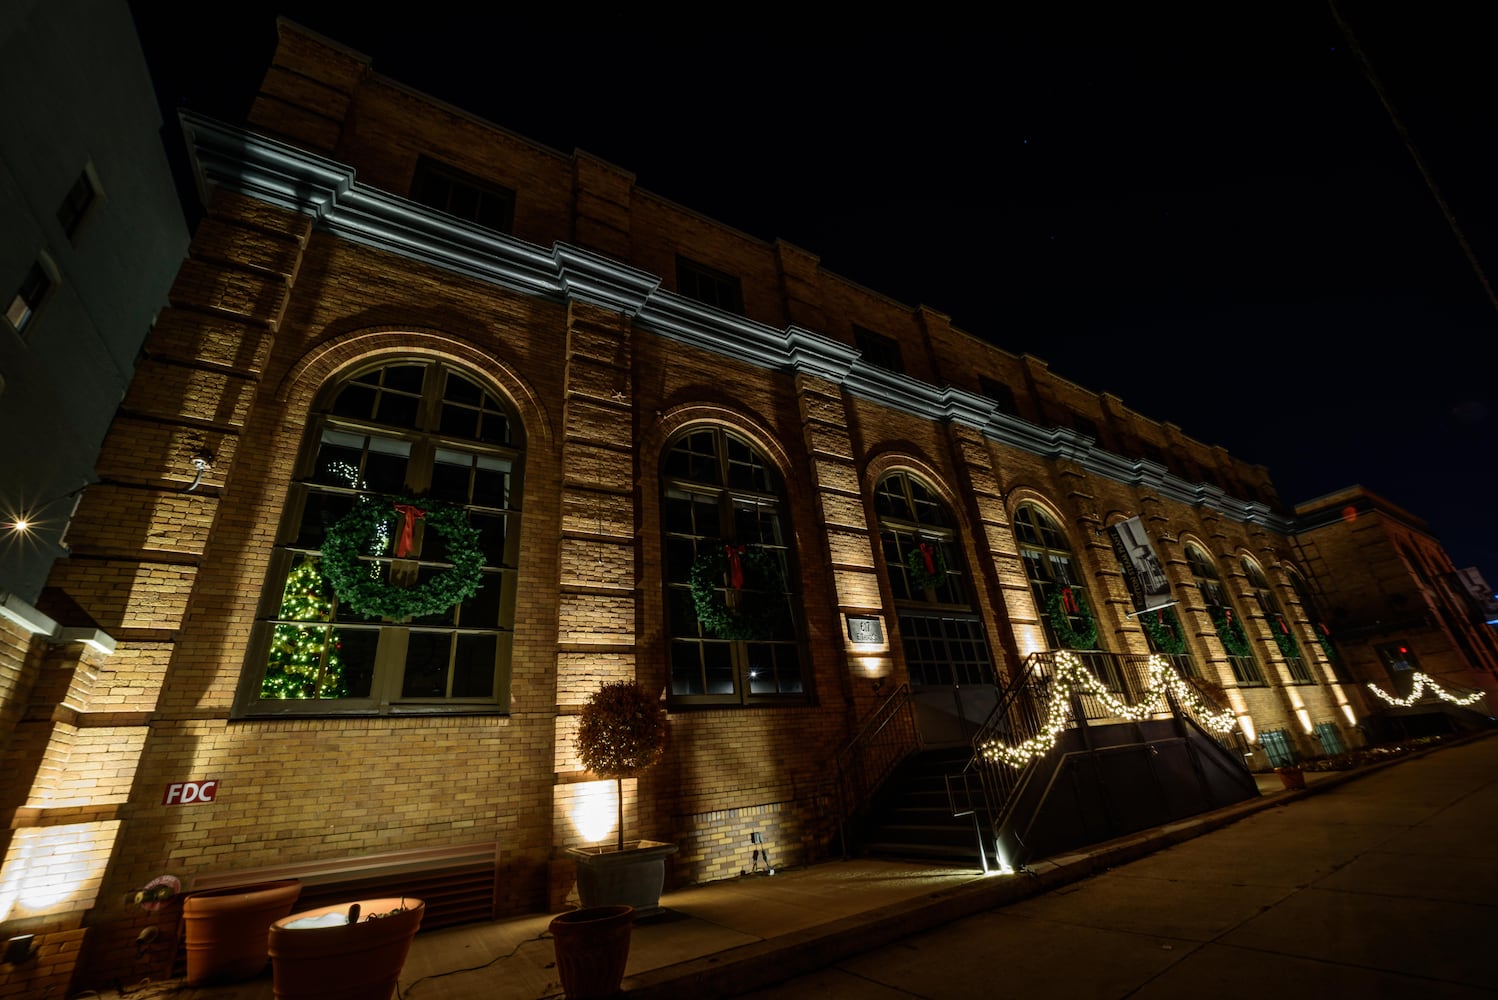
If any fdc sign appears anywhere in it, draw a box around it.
[163,780,219,805]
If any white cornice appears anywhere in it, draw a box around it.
[180,112,1294,534]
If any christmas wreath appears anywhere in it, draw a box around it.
[1046,587,1099,650]
[1269,614,1299,658]
[1315,623,1338,663]
[1208,606,1252,658]
[321,494,485,620]
[905,540,947,592]
[688,541,785,641]
[1139,606,1187,655]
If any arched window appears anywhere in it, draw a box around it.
[1286,567,1350,684]
[236,359,522,716]
[1185,544,1263,685]
[1243,558,1312,683]
[1015,504,1099,650]
[662,427,801,705]
[876,471,994,690]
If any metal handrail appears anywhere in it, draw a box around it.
[830,683,919,856]
[965,650,1243,868]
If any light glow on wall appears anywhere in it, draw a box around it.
[0,822,118,920]
[1341,703,1358,726]
[1238,714,1257,743]
[1295,708,1313,734]
[568,780,621,844]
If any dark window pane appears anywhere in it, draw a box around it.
[703,642,734,694]
[333,628,377,697]
[451,633,496,696]
[331,384,377,420]
[671,641,704,694]
[403,632,451,696]
[430,452,471,502]
[376,392,419,428]
[439,404,481,441]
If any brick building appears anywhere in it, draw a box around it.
[3,16,1495,997]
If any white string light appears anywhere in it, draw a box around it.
[980,652,1239,769]
[1366,672,1484,708]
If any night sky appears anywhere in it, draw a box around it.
[128,4,1498,577]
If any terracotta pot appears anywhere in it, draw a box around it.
[267,897,424,1000]
[1275,766,1307,790]
[181,878,302,986]
[549,904,634,1000]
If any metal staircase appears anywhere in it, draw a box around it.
[833,651,1258,872]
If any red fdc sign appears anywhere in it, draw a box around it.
[163,780,219,805]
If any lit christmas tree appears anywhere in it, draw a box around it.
[261,557,348,698]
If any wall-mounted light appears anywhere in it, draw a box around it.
[2,935,36,965]
[186,450,215,492]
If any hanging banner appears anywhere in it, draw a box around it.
[1108,516,1173,614]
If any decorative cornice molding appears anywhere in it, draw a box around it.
[181,112,1298,536]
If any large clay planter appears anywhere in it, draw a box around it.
[1275,766,1307,790]
[181,878,302,986]
[549,904,634,1000]
[267,897,424,1000]
[567,840,678,917]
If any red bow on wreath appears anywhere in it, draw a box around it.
[392,503,426,558]
[919,541,936,575]
[725,544,746,589]
[1062,586,1079,613]
[1275,614,1290,634]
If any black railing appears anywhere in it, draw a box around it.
[830,683,919,856]
[962,649,1242,870]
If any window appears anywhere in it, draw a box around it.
[853,325,904,374]
[675,256,743,315]
[6,261,51,334]
[978,377,1017,415]
[1243,558,1312,683]
[1287,569,1350,683]
[1376,642,1419,675]
[1259,727,1296,767]
[1186,544,1264,685]
[1016,503,1124,690]
[57,165,101,240]
[662,427,801,705]
[411,157,515,234]
[237,360,523,717]
[876,471,994,689]
[1313,721,1345,756]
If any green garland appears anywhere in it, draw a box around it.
[905,541,947,592]
[688,542,786,641]
[1315,626,1338,664]
[1269,614,1300,658]
[1046,588,1099,650]
[1208,606,1252,658]
[1139,606,1187,655]
[321,494,485,620]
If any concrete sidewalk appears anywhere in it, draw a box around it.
[142,734,1493,1000]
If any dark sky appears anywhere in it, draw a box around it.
[128,4,1498,577]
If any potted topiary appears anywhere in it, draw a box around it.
[565,679,676,917]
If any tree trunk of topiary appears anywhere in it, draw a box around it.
[616,776,625,852]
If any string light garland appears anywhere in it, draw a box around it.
[321,494,484,619]
[1367,672,1484,708]
[979,652,1238,769]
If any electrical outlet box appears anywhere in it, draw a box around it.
[749,832,763,844]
